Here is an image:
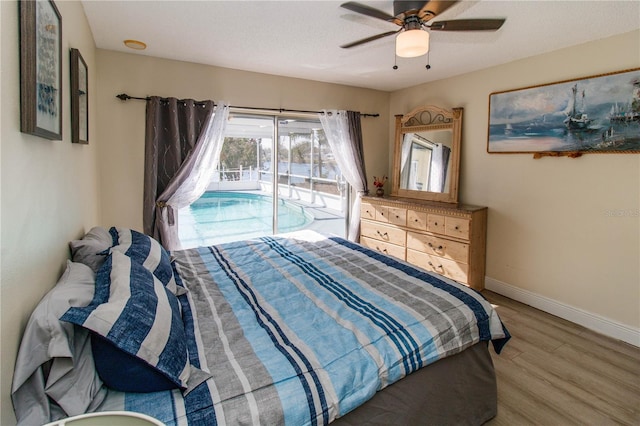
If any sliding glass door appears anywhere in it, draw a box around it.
[178,113,347,248]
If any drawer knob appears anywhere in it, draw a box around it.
[427,242,444,251]
[376,230,389,238]
[455,226,459,230]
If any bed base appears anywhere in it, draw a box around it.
[332,343,497,426]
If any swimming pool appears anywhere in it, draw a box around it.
[178,191,314,248]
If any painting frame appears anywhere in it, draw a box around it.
[20,0,63,140]
[70,48,89,144]
[487,68,640,156]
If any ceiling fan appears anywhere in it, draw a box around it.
[340,1,505,58]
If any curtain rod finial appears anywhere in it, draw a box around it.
[116,93,131,101]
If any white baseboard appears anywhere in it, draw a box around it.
[485,277,640,347]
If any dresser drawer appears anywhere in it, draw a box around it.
[361,236,406,260]
[406,232,469,264]
[445,217,470,240]
[406,250,469,284]
[407,210,427,231]
[387,207,407,226]
[361,221,406,246]
[361,202,376,220]
[375,206,390,223]
[427,214,446,234]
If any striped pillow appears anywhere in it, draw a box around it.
[108,227,186,296]
[61,251,191,390]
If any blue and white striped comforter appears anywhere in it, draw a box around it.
[98,232,509,425]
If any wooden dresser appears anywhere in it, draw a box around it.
[360,196,488,291]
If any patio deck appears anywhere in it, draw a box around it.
[288,198,346,236]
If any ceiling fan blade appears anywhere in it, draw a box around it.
[340,2,401,25]
[418,1,459,20]
[340,30,400,49]
[429,18,506,31]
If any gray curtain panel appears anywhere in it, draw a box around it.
[143,97,215,239]
[347,111,368,195]
[428,144,451,193]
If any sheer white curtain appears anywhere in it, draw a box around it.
[400,133,414,189]
[154,102,230,250]
[319,110,367,241]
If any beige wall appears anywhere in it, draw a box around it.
[390,30,640,338]
[95,50,390,231]
[1,3,637,423]
[0,1,100,424]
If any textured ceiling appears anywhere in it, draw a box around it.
[82,0,640,92]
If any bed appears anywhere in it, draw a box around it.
[12,228,509,426]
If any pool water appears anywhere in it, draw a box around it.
[178,191,313,248]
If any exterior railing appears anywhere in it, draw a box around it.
[216,166,257,182]
[207,167,347,213]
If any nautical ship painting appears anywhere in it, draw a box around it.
[488,69,640,153]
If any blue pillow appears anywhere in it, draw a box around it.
[108,227,186,296]
[91,334,178,392]
[61,251,191,391]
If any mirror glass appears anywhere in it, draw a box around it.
[399,129,453,193]
[392,106,462,204]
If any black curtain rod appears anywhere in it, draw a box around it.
[115,93,379,117]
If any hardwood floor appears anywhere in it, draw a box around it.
[482,291,640,426]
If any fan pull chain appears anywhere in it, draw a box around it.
[391,50,431,71]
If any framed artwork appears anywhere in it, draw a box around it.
[20,0,63,140]
[70,48,88,144]
[487,68,640,156]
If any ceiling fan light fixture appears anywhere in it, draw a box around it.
[395,29,429,58]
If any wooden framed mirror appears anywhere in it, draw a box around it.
[391,105,463,204]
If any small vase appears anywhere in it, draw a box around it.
[376,187,384,197]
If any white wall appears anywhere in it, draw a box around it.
[95,50,390,231]
[0,1,101,424]
[390,30,640,343]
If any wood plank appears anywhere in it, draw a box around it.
[509,346,638,424]
[482,290,640,425]
[489,355,579,425]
